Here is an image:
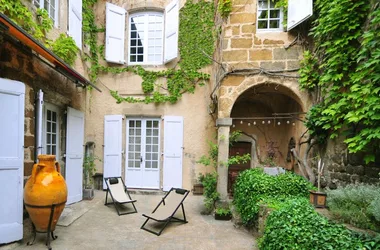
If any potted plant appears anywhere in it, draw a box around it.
[83,155,100,200]
[309,158,327,208]
[214,206,232,220]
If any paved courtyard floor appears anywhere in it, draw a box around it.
[7,190,257,250]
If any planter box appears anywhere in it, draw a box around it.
[215,213,232,221]
[192,183,204,195]
[83,188,94,200]
[309,190,327,208]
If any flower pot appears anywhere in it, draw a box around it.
[24,155,67,232]
[192,183,204,195]
[215,213,232,220]
[309,190,327,208]
[83,188,94,200]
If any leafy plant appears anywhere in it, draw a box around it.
[233,168,315,225]
[83,155,101,189]
[215,206,231,216]
[217,0,232,19]
[51,34,79,66]
[197,131,250,212]
[259,198,363,249]
[301,0,380,163]
[326,184,380,231]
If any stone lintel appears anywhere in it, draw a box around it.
[216,118,233,127]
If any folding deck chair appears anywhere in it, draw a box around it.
[104,177,137,216]
[141,188,190,236]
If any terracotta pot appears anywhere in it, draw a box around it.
[24,155,67,232]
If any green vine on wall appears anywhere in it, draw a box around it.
[300,0,379,163]
[0,0,79,66]
[82,0,215,104]
[217,0,232,19]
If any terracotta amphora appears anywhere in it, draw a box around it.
[24,155,67,232]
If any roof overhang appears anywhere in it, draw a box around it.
[0,13,101,92]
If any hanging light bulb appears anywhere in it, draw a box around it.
[277,121,281,125]
[248,122,251,126]
[262,120,265,124]
[287,120,290,124]
[292,122,295,126]
[240,120,243,124]
[253,121,256,125]
[232,124,235,128]
[268,120,271,124]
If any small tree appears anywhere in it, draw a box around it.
[83,155,101,189]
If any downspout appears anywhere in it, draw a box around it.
[34,89,43,162]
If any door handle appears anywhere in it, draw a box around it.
[140,156,143,163]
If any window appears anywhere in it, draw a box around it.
[33,0,59,26]
[257,0,283,31]
[128,12,164,65]
[42,104,60,158]
[105,0,178,65]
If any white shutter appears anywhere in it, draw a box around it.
[103,115,123,189]
[35,90,43,156]
[287,0,313,31]
[0,78,25,244]
[105,3,126,64]
[163,116,183,191]
[66,107,85,204]
[69,0,83,48]
[164,0,179,63]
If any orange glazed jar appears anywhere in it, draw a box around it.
[24,155,67,232]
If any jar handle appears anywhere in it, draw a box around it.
[31,163,45,184]
[55,161,61,173]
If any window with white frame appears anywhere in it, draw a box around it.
[129,12,164,65]
[33,0,59,26]
[257,0,283,31]
[105,0,179,65]
[42,104,60,157]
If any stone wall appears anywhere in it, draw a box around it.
[0,38,86,176]
[323,141,380,189]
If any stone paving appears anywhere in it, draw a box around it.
[7,190,257,250]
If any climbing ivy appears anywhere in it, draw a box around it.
[0,0,80,65]
[82,0,215,104]
[300,0,379,163]
[217,0,232,19]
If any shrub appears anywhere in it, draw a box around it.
[233,168,315,225]
[327,184,380,231]
[199,172,219,212]
[259,198,363,250]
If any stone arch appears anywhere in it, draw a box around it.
[218,75,310,119]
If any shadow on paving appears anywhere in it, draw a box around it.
[8,190,258,250]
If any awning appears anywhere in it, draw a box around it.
[0,13,101,92]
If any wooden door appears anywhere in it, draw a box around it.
[228,142,251,194]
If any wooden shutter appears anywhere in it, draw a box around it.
[287,0,313,31]
[66,107,85,204]
[69,0,83,48]
[0,79,25,244]
[162,116,183,191]
[103,115,123,189]
[105,3,126,64]
[164,0,179,63]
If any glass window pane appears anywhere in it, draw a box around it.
[258,21,268,29]
[128,160,134,168]
[136,129,141,135]
[52,134,56,144]
[136,120,141,127]
[129,145,134,151]
[128,153,134,159]
[52,111,57,121]
[258,10,268,19]
[131,40,137,46]
[135,153,140,159]
[153,121,159,127]
[52,123,56,132]
[146,137,151,144]
[147,121,152,127]
[52,146,56,155]
[135,145,141,151]
[47,122,51,132]
[270,20,279,28]
[129,120,135,127]
[146,145,152,152]
[47,145,51,154]
[258,0,268,9]
[130,55,136,62]
[138,47,144,54]
[153,129,158,136]
[47,134,51,143]
[131,47,136,54]
[137,55,143,62]
[152,153,158,160]
[135,161,140,168]
[152,161,158,169]
[145,161,151,168]
[270,10,280,18]
[136,137,141,143]
[153,137,158,144]
[153,145,158,152]
[146,153,151,160]
[270,0,278,8]
[129,137,135,143]
[47,110,51,120]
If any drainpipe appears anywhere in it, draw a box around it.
[34,89,43,162]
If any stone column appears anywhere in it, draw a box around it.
[216,118,232,200]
